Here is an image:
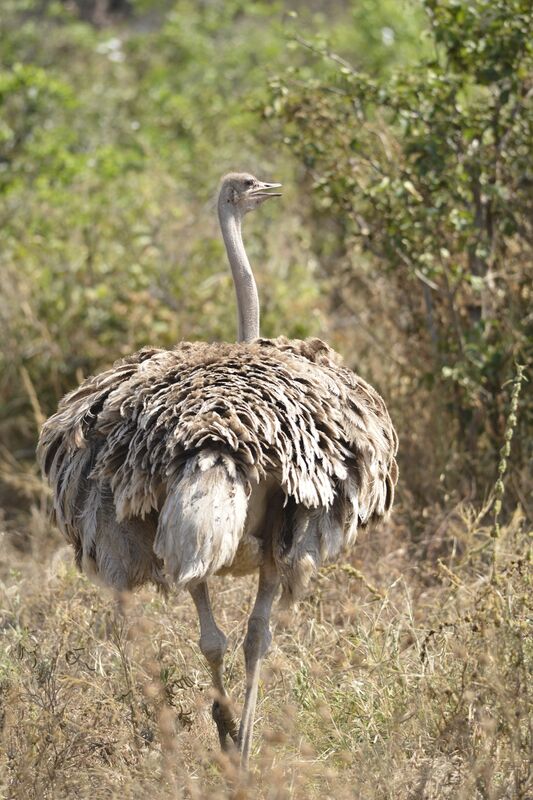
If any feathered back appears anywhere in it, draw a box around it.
[38,337,398,596]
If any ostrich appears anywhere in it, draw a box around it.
[38,173,398,767]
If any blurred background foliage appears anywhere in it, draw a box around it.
[0,0,531,535]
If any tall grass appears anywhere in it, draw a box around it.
[1,493,530,799]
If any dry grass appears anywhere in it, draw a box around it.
[1,500,531,800]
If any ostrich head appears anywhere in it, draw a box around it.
[219,172,282,216]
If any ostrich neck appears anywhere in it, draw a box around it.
[218,201,260,342]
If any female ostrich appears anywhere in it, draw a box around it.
[38,173,398,767]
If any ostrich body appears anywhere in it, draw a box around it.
[38,173,398,766]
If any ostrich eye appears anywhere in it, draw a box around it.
[244,178,254,187]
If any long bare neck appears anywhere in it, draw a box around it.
[217,200,259,342]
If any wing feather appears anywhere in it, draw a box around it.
[38,337,398,593]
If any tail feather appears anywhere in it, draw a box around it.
[154,450,249,587]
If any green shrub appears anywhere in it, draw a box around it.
[269,0,532,498]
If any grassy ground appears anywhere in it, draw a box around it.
[1,498,530,799]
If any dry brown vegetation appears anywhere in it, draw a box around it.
[1,477,531,799]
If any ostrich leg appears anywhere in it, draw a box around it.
[190,582,238,749]
[238,561,279,768]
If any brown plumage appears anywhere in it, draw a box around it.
[37,172,398,767]
[39,336,397,597]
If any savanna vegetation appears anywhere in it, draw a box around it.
[1,1,531,798]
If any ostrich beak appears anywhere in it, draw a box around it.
[251,181,282,199]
